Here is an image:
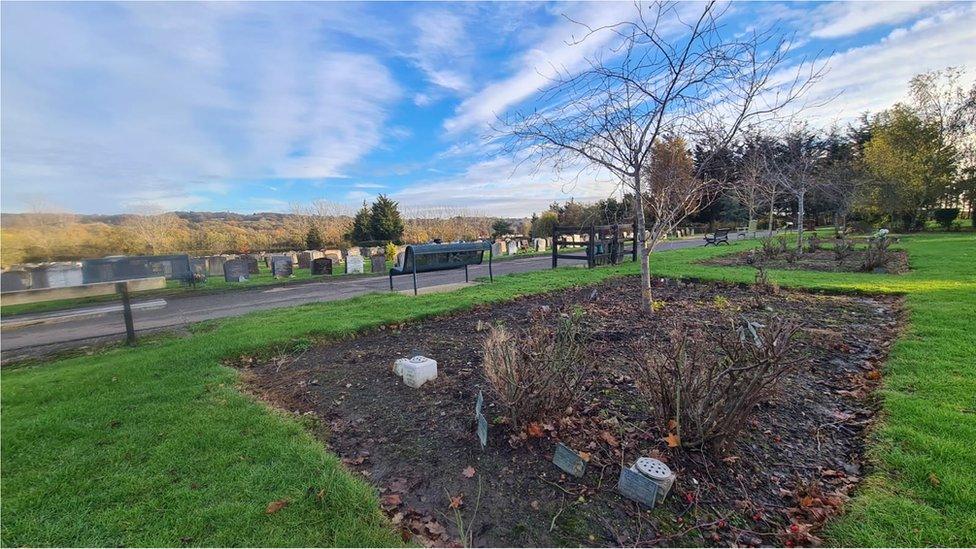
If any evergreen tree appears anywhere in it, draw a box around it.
[491,219,512,238]
[305,224,324,249]
[349,202,372,243]
[369,195,404,243]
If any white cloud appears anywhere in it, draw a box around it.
[0,3,400,213]
[795,4,976,126]
[442,1,639,134]
[809,1,940,39]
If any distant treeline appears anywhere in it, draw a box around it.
[0,207,499,267]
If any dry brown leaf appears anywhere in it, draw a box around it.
[599,430,619,447]
[448,495,464,509]
[928,472,941,487]
[578,451,592,462]
[526,422,544,438]
[865,369,882,381]
[381,494,402,508]
[265,499,289,514]
[664,433,681,448]
[461,466,476,478]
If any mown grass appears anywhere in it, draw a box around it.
[2,233,973,546]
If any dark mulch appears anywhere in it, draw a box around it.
[701,248,909,274]
[238,277,903,547]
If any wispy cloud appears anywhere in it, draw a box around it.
[808,1,941,39]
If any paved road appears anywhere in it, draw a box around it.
[1,238,712,361]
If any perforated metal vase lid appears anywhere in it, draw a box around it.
[635,457,672,480]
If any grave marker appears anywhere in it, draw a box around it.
[223,259,249,282]
[346,255,364,274]
[311,257,333,276]
[476,413,488,448]
[271,257,293,278]
[370,253,386,274]
[553,443,586,477]
[617,466,660,508]
[474,389,483,419]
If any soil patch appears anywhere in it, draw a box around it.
[239,277,902,547]
[701,248,909,274]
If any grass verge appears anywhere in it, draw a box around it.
[2,233,973,546]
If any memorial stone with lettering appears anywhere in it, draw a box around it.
[223,259,249,282]
[311,257,333,276]
[370,253,386,274]
[346,254,364,274]
[271,257,293,277]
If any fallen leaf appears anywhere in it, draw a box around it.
[928,472,941,487]
[425,520,447,537]
[578,451,592,462]
[526,422,544,438]
[799,496,814,507]
[449,495,464,509]
[664,433,681,448]
[599,430,619,447]
[265,499,289,514]
[381,494,402,509]
[461,466,476,478]
[865,369,881,381]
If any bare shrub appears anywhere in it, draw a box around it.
[784,246,799,265]
[805,233,822,253]
[775,234,791,255]
[861,237,892,272]
[832,238,854,261]
[758,235,780,258]
[482,308,590,429]
[632,318,800,451]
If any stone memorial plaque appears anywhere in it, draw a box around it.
[272,257,293,277]
[298,251,313,269]
[243,255,260,275]
[190,257,208,276]
[475,390,483,419]
[1,270,30,292]
[617,466,659,508]
[346,255,364,274]
[553,443,586,478]
[311,257,333,276]
[207,256,227,277]
[476,412,488,448]
[370,253,386,274]
[223,259,249,282]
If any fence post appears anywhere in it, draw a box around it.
[551,226,559,269]
[116,281,136,346]
[587,225,596,268]
[611,223,620,264]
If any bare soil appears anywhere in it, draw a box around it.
[701,248,909,274]
[238,277,902,547]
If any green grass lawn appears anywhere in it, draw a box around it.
[2,234,973,546]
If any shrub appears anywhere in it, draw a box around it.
[775,234,791,255]
[932,208,960,230]
[784,246,799,265]
[384,241,398,263]
[631,318,800,451]
[758,236,780,258]
[482,308,590,429]
[832,238,853,262]
[804,233,822,253]
[861,236,892,272]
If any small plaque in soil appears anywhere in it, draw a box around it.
[476,412,488,448]
[475,390,483,419]
[553,443,586,478]
[617,466,659,508]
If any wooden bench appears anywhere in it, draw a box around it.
[389,242,493,295]
[704,228,732,246]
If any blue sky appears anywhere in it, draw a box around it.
[2,1,974,216]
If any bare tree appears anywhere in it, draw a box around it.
[767,125,827,250]
[501,1,825,309]
[726,133,772,235]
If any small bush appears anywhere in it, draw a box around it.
[758,236,780,258]
[754,263,778,295]
[775,234,791,255]
[805,233,822,253]
[784,247,799,265]
[833,238,855,261]
[482,307,590,429]
[932,208,960,230]
[861,236,892,272]
[631,318,800,451]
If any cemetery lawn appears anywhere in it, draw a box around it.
[1,233,973,546]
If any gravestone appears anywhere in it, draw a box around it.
[323,249,343,263]
[474,390,483,419]
[298,251,314,269]
[491,242,503,257]
[190,257,208,276]
[370,253,386,274]
[242,255,260,275]
[617,466,659,508]
[553,443,586,478]
[223,259,249,282]
[346,255,364,274]
[507,240,518,255]
[533,238,547,252]
[43,263,84,288]
[1,270,30,292]
[271,257,293,278]
[207,256,227,277]
[311,257,333,276]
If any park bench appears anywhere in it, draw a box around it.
[703,228,732,246]
[389,242,493,295]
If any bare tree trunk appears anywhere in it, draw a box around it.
[796,190,805,251]
[634,173,652,311]
[768,206,775,235]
